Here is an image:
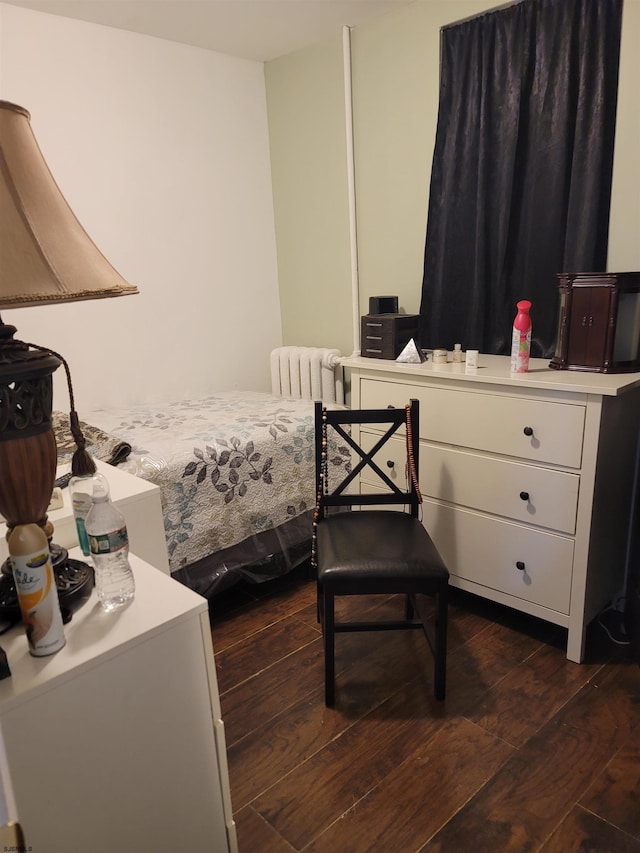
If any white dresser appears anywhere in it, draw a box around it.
[0,551,237,853]
[343,354,640,662]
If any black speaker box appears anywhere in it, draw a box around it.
[369,295,398,315]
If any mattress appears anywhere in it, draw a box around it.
[70,392,350,591]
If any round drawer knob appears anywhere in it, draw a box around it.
[523,426,534,436]
[516,561,526,571]
[519,491,530,501]
[386,460,395,469]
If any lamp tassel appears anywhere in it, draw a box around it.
[68,409,96,476]
[21,341,97,477]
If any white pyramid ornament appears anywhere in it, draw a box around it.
[396,338,426,363]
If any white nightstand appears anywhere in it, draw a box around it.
[0,459,170,575]
[0,551,237,853]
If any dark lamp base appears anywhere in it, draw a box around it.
[0,550,94,625]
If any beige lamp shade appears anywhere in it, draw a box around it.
[0,100,138,309]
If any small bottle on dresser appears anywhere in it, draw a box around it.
[84,476,135,611]
[69,469,110,557]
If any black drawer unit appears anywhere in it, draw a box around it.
[361,314,421,359]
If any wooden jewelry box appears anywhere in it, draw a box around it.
[549,272,640,373]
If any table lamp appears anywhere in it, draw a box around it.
[0,100,138,612]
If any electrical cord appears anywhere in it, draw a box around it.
[596,600,630,646]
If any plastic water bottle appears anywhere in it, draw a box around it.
[84,477,135,611]
[69,470,110,556]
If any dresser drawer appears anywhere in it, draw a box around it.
[423,501,574,614]
[359,378,586,468]
[360,432,580,534]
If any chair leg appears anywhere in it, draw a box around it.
[405,592,415,620]
[317,579,323,626]
[323,589,335,707]
[434,582,448,701]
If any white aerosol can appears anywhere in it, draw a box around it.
[8,523,66,656]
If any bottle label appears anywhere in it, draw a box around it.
[74,517,91,556]
[72,493,93,514]
[511,328,531,373]
[72,493,93,555]
[11,548,66,656]
[89,526,129,556]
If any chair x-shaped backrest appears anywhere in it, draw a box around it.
[314,400,421,521]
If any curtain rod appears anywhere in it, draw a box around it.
[442,0,523,31]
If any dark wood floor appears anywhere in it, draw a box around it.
[209,566,640,853]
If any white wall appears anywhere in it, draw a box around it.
[266,32,354,359]
[0,4,282,411]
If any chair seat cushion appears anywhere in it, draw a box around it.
[317,510,449,589]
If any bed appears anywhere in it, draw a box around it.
[53,349,348,600]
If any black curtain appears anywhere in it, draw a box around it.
[419,0,623,357]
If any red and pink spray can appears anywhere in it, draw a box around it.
[510,300,532,373]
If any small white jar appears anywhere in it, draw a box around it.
[465,349,479,371]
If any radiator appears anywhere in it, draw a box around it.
[270,347,344,404]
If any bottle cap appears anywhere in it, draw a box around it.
[91,472,111,503]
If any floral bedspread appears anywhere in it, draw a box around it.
[81,392,350,573]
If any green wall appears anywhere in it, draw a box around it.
[266,0,640,357]
[608,0,640,267]
[265,33,353,357]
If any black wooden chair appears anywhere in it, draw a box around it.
[312,400,449,707]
